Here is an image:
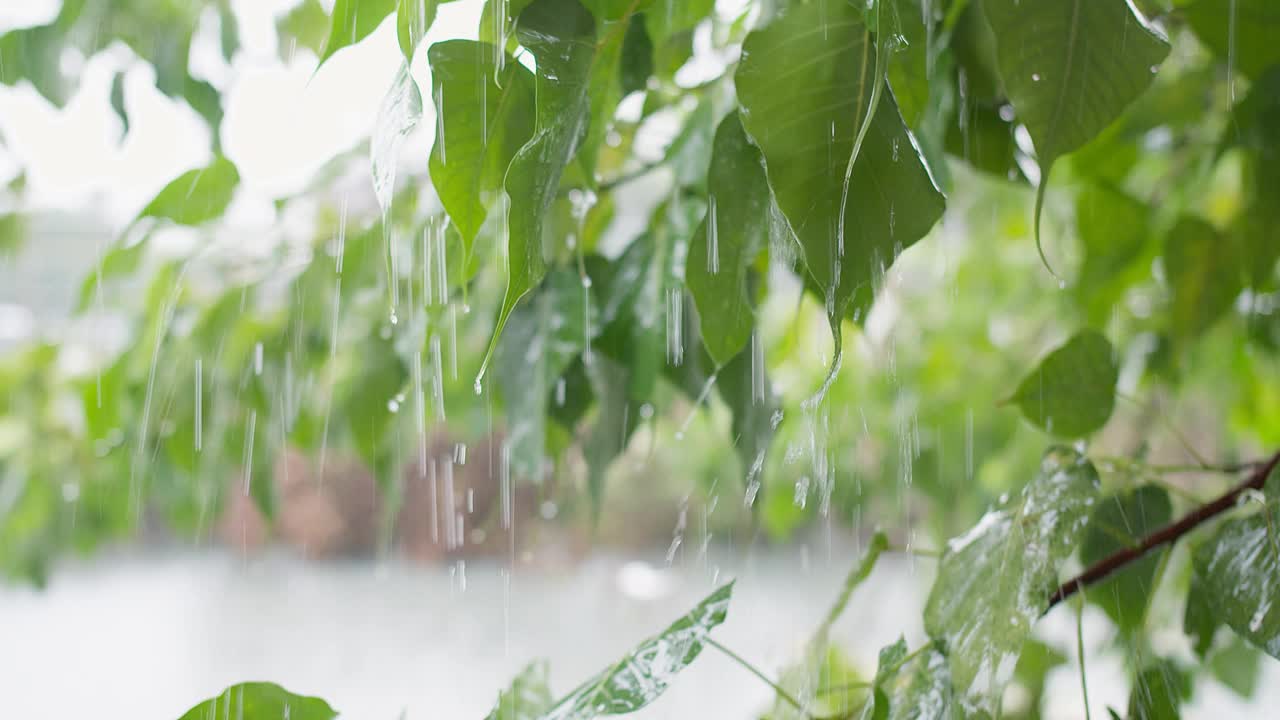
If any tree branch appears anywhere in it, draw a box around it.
[1046,450,1280,612]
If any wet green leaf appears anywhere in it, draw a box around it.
[397,0,446,61]
[1079,485,1172,632]
[319,0,397,67]
[497,269,598,480]
[486,0,598,373]
[484,660,554,720]
[1010,330,1118,438]
[619,14,654,95]
[983,0,1168,168]
[427,40,536,256]
[1191,468,1280,660]
[540,581,733,718]
[924,447,1099,714]
[687,111,771,366]
[140,156,239,226]
[175,682,337,720]
[735,0,944,321]
[1210,636,1261,698]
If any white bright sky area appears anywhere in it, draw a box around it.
[0,0,485,230]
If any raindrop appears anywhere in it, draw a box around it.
[706,195,719,274]
[1031,73,1041,82]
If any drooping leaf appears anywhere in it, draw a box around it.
[1009,330,1118,438]
[735,0,945,322]
[397,0,445,61]
[497,269,598,480]
[1190,468,1280,660]
[1074,184,1153,322]
[687,111,771,366]
[1078,485,1172,632]
[484,660,554,720]
[427,40,536,256]
[371,62,423,213]
[1183,0,1280,80]
[175,682,337,720]
[1164,216,1244,342]
[982,0,1169,264]
[140,156,239,226]
[540,581,733,719]
[483,0,598,379]
[318,0,397,67]
[924,447,1100,714]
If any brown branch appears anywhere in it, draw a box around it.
[1046,450,1280,612]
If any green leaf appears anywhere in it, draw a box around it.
[583,0,655,21]
[428,40,536,256]
[714,341,776,497]
[983,0,1168,166]
[1184,0,1280,80]
[924,446,1100,714]
[482,0,598,382]
[340,333,408,466]
[140,156,239,226]
[1164,216,1244,342]
[1078,485,1172,632]
[279,0,331,55]
[1191,468,1280,660]
[1126,662,1187,720]
[1010,330,1118,437]
[687,111,771,366]
[371,62,423,212]
[484,660,554,720]
[540,581,733,718]
[944,103,1025,182]
[175,682,337,720]
[982,0,1168,264]
[1210,637,1261,698]
[862,641,957,720]
[318,0,397,67]
[619,14,654,95]
[583,353,634,512]
[644,0,712,48]
[1184,574,1220,659]
[1074,184,1153,323]
[497,268,598,480]
[735,0,944,321]
[397,0,441,61]
[885,0,932,128]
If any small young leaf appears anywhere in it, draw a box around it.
[1010,330,1118,438]
[140,156,239,226]
[318,0,397,67]
[1078,485,1172,632]
[540,581,733,719]
[175,682,337,720]
[484,660,554,720]
[924,447,1100,714]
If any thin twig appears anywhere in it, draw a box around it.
[705,637,812,718]
[1046,449,1280,612]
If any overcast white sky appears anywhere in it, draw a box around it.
[0,0,484,228]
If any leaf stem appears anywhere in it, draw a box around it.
[1046,449,1280,612]
[705,637,812,718]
